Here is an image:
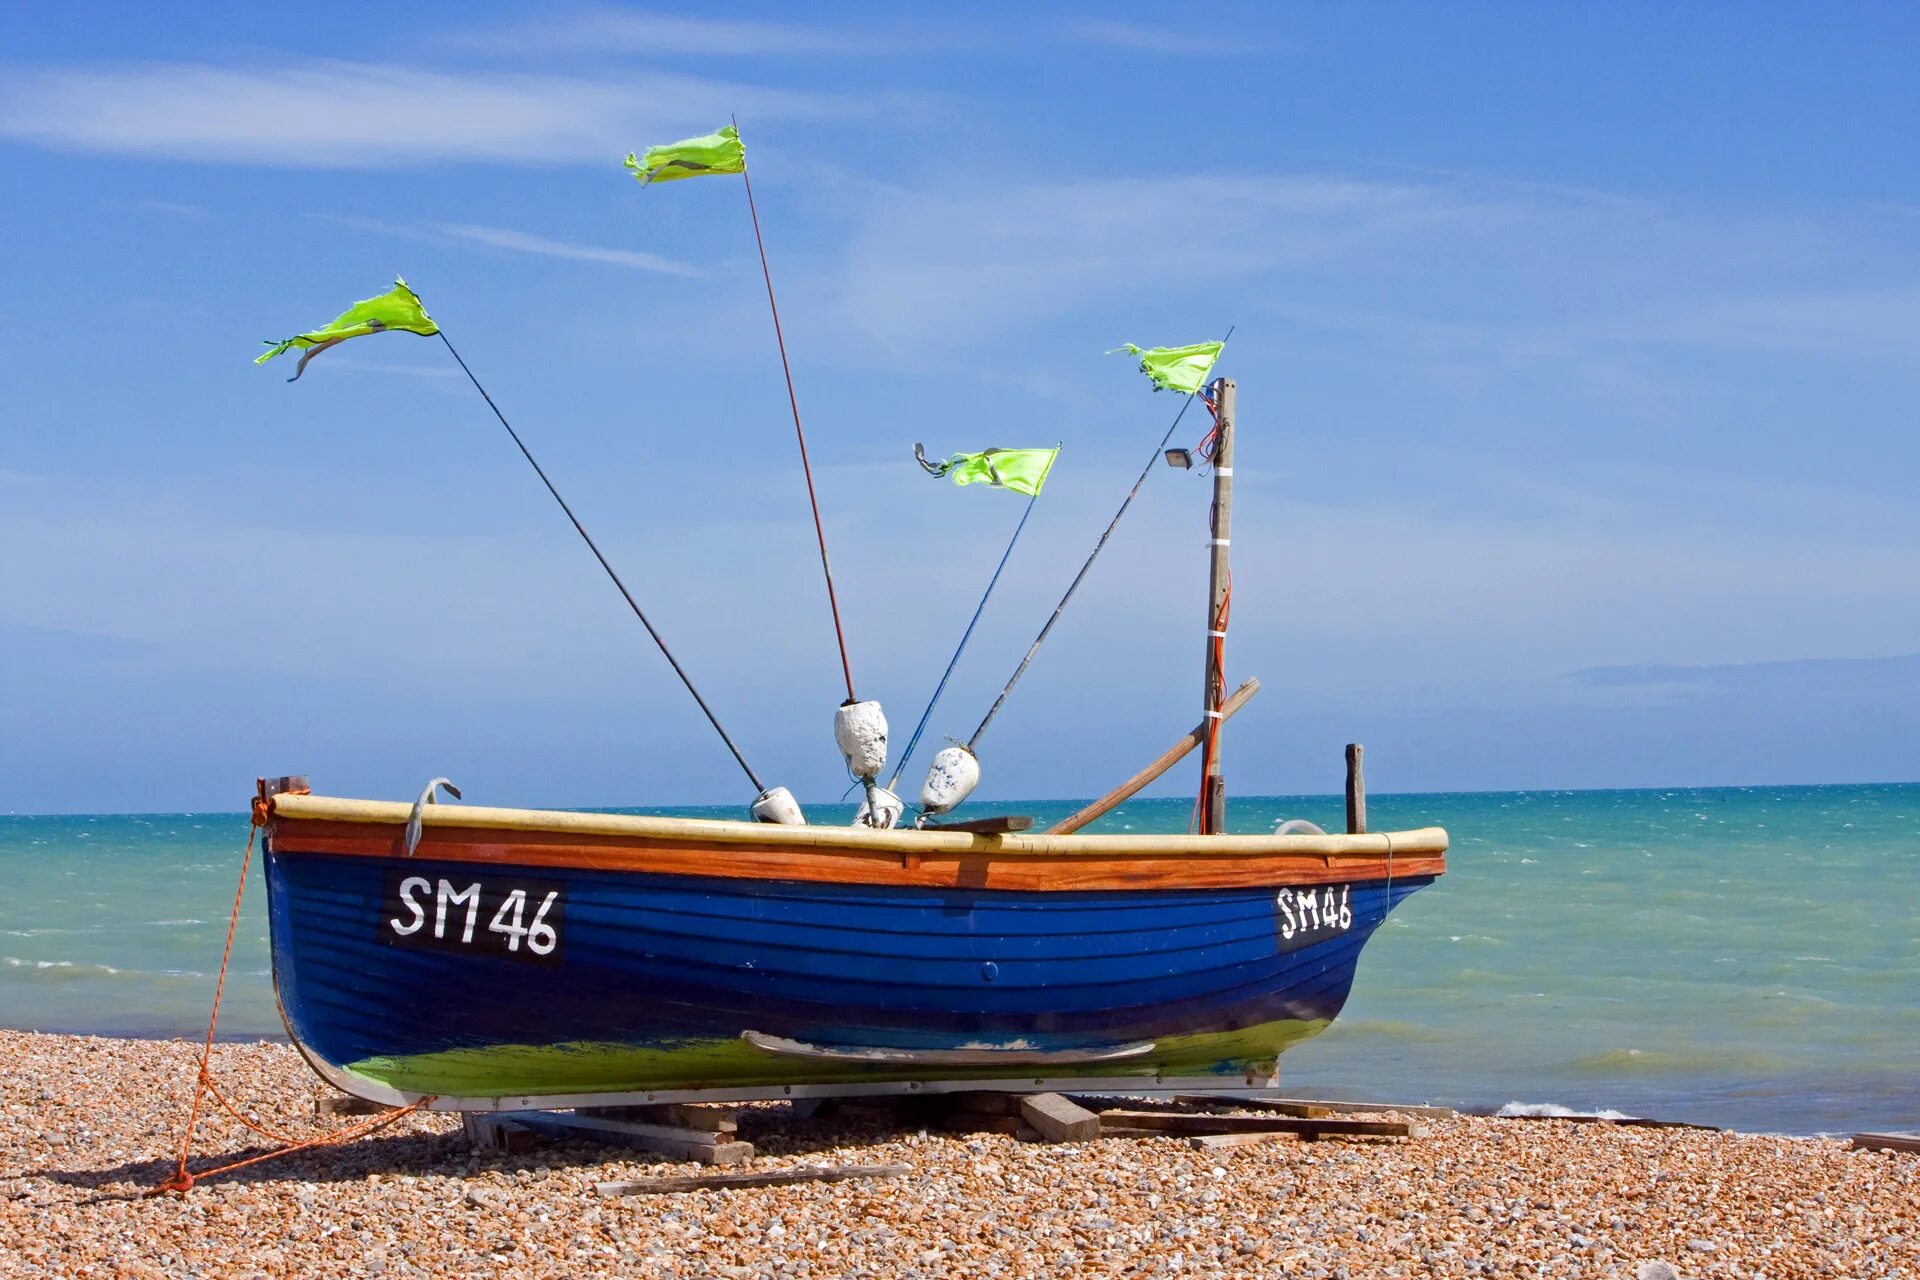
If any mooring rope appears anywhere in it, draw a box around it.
[155,801,435,1195]
[967,327,1234,752]
[437,331,766,794]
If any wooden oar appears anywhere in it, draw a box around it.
[1047,678,1260,835]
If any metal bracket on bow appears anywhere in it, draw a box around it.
[403,777,462,856]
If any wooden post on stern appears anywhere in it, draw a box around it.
[1202,377,1235,834]
[1346,742,1367,834]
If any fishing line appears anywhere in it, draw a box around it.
[735,115,857,704]
[437,331,766,793]
[888,461,1053,792]
[966,326,1235,751]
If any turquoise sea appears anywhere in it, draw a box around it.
[2,784,1914,1135]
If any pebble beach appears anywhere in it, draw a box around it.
[3,1031,1915,1278]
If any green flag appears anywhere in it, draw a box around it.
[625,124,747,186]
[915,446,1060,498]
[1110,340,1224,394]
[257,278,438,381]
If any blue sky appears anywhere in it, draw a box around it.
[2,3,1917,814]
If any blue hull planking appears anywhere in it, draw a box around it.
[264,843,1434,1088]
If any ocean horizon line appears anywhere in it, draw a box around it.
[4,775,1918,821]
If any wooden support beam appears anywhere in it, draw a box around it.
[579,1103,738,1133]
[1047,678,1261,835]
[1098,1109,1423,1140]
[1020,1093,1102,1143]
[1169,1095,1329,1119]
[1177,1094,1456,1121]
[510,1111,753,1165]
[1853,1132,1920,1154]
[462,1114,539,1153]
[1497,1112,1719,1133]
[596,1163,911,1198]
[1345,743,1366,835]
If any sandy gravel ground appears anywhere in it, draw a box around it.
[2,1031,1914,1278]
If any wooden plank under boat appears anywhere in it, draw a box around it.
[261,792,1446,1111]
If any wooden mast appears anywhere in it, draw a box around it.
[1202,377,1235,834]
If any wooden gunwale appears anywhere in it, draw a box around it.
[266,795,1446,892]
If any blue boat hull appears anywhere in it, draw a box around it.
[264,843,1435,1103]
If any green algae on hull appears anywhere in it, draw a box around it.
[341,1019,1333,1099]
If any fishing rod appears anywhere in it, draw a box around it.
[915,328,1234,819]
[886,446,1059,795]
[731,117,892,823]
[734,118,856,705]
[436,331,778,804]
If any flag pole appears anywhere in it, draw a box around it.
[887,447,1058,793]
[965,327,1235,753]
[436,330,768,794]
[734,116,858,705]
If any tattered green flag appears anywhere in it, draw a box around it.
[624,124,747,186]
[915,445,1060,498]
[256,278,438,381]
[1109,341,1224,394]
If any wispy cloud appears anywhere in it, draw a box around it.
[0,60,867,167]
[820,174,1499,352]
[106,197,207,218]
[1599,288,1920,362]
[1062,19,1266,55]
[456,7,862,56]
[0,468,43,485]
[309,213,702,276]
[437,223,702,275]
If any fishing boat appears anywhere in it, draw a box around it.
[258,375,1446,1113]
[241,131,1448,1114]
[261,787,1447,1110]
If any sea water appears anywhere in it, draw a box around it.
[2,784,1913,1134]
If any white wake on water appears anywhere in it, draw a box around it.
[1497,1101,1636,1120]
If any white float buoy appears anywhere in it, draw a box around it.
[918,744,980,816]
[853,785,905,830]
[833,700,889,781]
[751,786,806,825]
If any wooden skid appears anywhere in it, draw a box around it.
[578,1103,738,1133]
[1852,1132,1920,1154]
[507,1110,754,1165]
[1175,1094,1457,1120]
[1497,1112,1719,1133]
[1173,1095,1330,1119]
[462,1114,538,1153]
[292,1041,1276,1112]
[1020,1093,1102,1143]
[1097,1109,1423,1140]
[596,1164,912,1197]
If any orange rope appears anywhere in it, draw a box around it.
[154,794,435,1195]
[154,1099,431,1194]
